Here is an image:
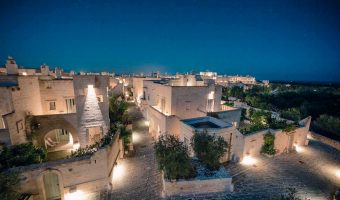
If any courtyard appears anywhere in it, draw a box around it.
[109,106,340,200]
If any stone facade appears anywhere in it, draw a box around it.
[73,75,110,147]
[163,177,233,197]
[12,133,120,200]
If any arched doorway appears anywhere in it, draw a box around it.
[43,172,61,200]
[44,129,78,152]
[44,129,79,161]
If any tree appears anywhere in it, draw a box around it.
[109,95,128,127]
[154,134,192,180]
[313,114,340,139]
[191,130,228,170]
[281,108,301,122]
[261,133,276,155]
[0,143,47,170]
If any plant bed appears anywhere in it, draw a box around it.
[162,159,233,197]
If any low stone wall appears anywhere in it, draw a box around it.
[163,177,233,196]
[309,132,340,151]
[10,133,120,199]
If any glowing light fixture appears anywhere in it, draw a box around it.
[132,132,141,143]
[22,72,27,76]
[208,91,215,99]
[336,170,340,178]
[144,120,150,127]
[295,144,304,153]
[241,155,256,166]
[65,190,86,200]
[111,163,125,182]
[73,142,80,150]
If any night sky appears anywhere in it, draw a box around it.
[1,0,339,81]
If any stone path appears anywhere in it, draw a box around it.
[108,105,163,200]
[169,140,340,200]
[108,105,340,200]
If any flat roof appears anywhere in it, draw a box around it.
[182,116,231,129]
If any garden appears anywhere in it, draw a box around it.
[154,131,233,195]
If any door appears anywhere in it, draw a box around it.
[160,97,165,113]
[43,172,61,200]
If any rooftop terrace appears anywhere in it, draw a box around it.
[182,116,231,130]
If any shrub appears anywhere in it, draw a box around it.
[281,108,301,122]
[120,126,132,150]
[261,133,276,155]
[154,134,191,180]
[0,172,20,200]
[313,114,340,138]
[191,130,228,171]
[0,143,47,170]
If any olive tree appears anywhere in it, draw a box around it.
[191,130,228,170]
[154,134,191,180]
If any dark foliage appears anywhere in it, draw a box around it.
[154,134,192,180]
[0,143,47,170]
[261,133,276,155]
[191,130,228,171]
[0,172,20,200]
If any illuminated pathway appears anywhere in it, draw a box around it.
[108,104,163,200]
[170,140,340,200]
[107,104,339,199]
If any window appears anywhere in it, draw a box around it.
[49,102,56,110]
[16,120,23,133]
[65,98,76,113]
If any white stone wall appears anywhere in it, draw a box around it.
[14,133,120,200]
[3,76,44,144]
[132,77,160,105]
[39,79,75,115]
[73,75,110,147]
[171,84,222,119]
[163,176,233,196]
[144,81,173,115]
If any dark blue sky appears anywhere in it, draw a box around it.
[1,0,339,81]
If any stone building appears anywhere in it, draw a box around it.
[134,74,310,163]
[0,57,121,200]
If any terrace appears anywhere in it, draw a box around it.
[182,116,231,131]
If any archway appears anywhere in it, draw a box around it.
[44,129,78,152]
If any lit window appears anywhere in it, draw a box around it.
[49,102,56,110]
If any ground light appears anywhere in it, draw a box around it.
[295,145,304,153]
[144,120,150,127]
[65,190,86,200]
[111,162,125,182]
[132,132,141,143]
[241,155,256,166]
[336,170,340,178]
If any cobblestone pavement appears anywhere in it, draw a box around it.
[108,105,163,200]
[169,140,340,200]
[108,105,340,200]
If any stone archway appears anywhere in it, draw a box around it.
[34,114,80,149]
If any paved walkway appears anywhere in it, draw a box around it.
[108,105,339,200]
[169,140,340,200]
[108,105,163,200]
